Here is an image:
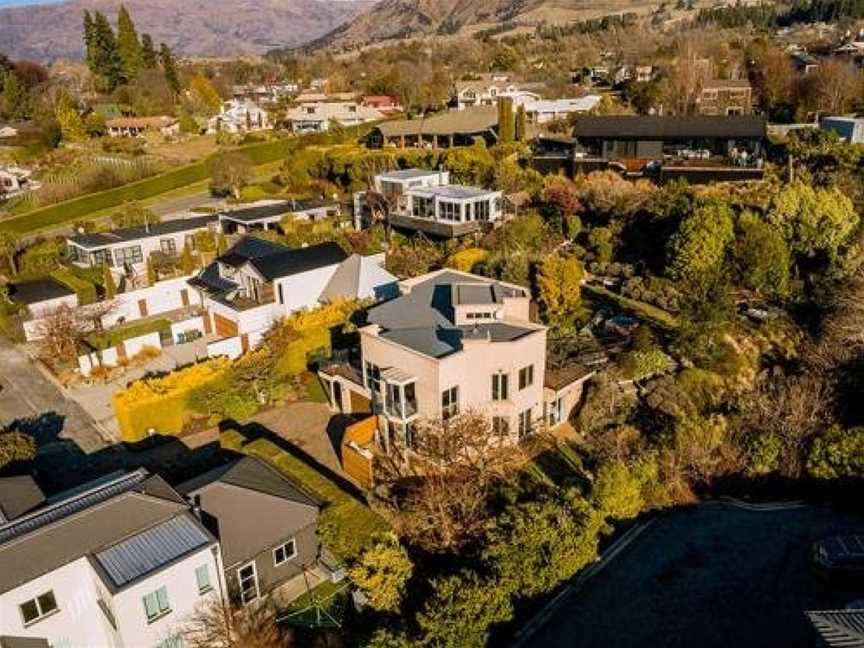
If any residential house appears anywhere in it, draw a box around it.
[286,102,384,134]
[361,95,403,115]
[820,116,864,144]
[697,79,753,116]
[453,74,541,110]
[207,100,270,134]
[805,609,864,647]
[0,469,225,648]
[66,213,219,278]
[790,50,821,76]
[318,270,591,451]
[367,106,499,149]
[177,457,322,606]
[218,199,341,236]
[231,83,299,105]
[188,237,397,349]
[354,168,502,238]
[7,278,78,319]
[571,115,767,162]
[0,166,38,199]
[106,116,180,138]
[294,92,357,104]
[521,96,602,124]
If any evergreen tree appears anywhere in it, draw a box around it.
[159,43,181,97]
[91,11,123,90]
[140,33,158,69]
[82,10,96,74]
[116,5,143,79]
[497,97,514,143]
[55,92,86,142]
[145,255,157,285]
[103,264,117,299]
[2,73,30,120]
[515,104,527,142]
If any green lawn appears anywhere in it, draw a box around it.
[582,283,680,330]
[87,318,171,350]
[283,579,348,613]
[221,429,389,562]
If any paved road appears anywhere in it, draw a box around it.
[528,502,864,648]
[0,338,108,455]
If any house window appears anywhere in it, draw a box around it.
[114,245,143,266]
[405,422,417,449]
[154,636,184,648]
[142,586,171,623]
[518,408,533,439]
[273,539,298,566]
[19,591,58,626]
[518,365,534,390]
[364,361,381,393]
[195,564,212,595]
[441,386,459,420]
[92,249,113,267]
[475,200,490,221]
[492,373,509,401]
[493,416,510,439]
[160,239,177,256]
[439,201,460,222]
[237,563,259,605]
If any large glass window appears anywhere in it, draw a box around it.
[518,409,533,439]
[412,195,435,219]
[237,563,259,605]
[441,386,459,420]
[439,201,460,222]
[475,200,490,221]
[493,416,510,439]
[160,238,177,256]
[518,365,534,390]
[195,564,212,595]
[142,586,170,623]
[114,245,143,266]
[91,249,113,267]
[404,382,417,417]
[492,373,509,401]
[19,591,58,626]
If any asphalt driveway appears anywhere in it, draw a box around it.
[528,501,864,648]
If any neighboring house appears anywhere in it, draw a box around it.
[361,95,403,115]
[177,457,321,606]
[820,116,864,144]
[805,609,864,647]
[66,214,219,277]
[367,106,499,149]
[106,116,180,137]
[454,74,541,110]
[571,115,767,161]
[231,83,298,105]
[0,166,39,199]
[218,199,341,236]
[319,270,589,451]
[0,124,20,139]
[791,50,821,76]
[833,41,864,57]
[520,96,602,124]
[7,278,78,318]
[294,92,357,104]
[188,237,397,346]
[286,102,384,134]
[0,477,44,524]
[355,168,502,238]
[697,79,753,116]
[0,469,225,648]
[207,100,270,134]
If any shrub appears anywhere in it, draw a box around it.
[50,268,98,304]
[446,247,489,273]
[807,426,864,479]
[19,239,64,274]
[349,532,413,612]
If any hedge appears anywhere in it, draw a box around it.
[0,138,295,236]
[221,429,389,562]
[50,268,98,304]
[113,357,230,443]
[87,317,171,350]
[582,283,680,330]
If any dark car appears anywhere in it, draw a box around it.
[813,535,864,579]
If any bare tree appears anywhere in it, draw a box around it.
[183,596,293,648]
[803,59,862,116]
[33,301,117,363]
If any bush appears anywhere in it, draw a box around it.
[446,247,489,273]
[19,240,64,274]
[50,268,98,304]
[807,426,864,479]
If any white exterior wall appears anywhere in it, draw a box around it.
[0,558,120,647]
[111,544,224,647]
[274,265,339,313]
[27,294,79,319]
[103,275,196,327]
[207,336,244,359]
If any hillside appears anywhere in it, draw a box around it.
[0,0,373,61]
[312,0,676,49]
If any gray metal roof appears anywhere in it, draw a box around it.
[93,514,211,588]
[8,278,75,305]
[379,168,441,181]
[0,476,44,524]
[411,184,497,200]
[806,610,864,647]
[573,115,767,140]
[68,213,217,249]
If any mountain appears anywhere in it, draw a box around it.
[0,0,373,61]
[313,0,694,49]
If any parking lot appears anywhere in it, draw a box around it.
[529,501,864,648]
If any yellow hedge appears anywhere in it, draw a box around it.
[113,358,230,443]
[447,247,489,272]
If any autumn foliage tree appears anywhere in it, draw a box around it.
[536,252,584,334]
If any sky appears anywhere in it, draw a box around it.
[0,0,65,6]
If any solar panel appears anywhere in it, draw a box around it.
[94,515,210,588]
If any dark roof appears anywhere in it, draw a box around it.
[248,241,347,281]
[7,278,75,305]
[375,106,498,138]
[572,115,767,140]
[220,199,338,223]
[806,610,864,647]
[188,261,239,294]
[0,469,208,594]
[0,638,50,648]
[216,236,288,268]
[0,476,45,523]
[177,457,320,568]
[68,213,217,249]
[545,363,594,391]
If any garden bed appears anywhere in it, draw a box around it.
[582,284,679,330]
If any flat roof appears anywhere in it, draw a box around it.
[412,185,498,200]
[378,168,442,181]
[8,278,74,305]
[219,199,337,224]
[573,115,767,140]
[68,213,217,249]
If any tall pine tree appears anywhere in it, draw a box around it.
[159,43,181,97]
[497,97,515,143]
[116,5,143,79]
[515,104,527,142]
[140,33,158,69]
[91,11,123,90]
[82,10,96,74]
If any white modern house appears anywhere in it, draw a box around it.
[521,96,602,124]
[189,237,398,354]
[454,74,541,110]
[0,166,39,199]
[207,100,270,134]
[0,470,226,648]
[286,102,384,134]
[355,168,502,238]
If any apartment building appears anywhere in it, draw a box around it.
[188,237,397,345]
[354,168,502,239]
[66,214,219,277]
[0,470,225,648]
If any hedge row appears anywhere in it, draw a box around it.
[50,268,98,304]
[0,138,296,236]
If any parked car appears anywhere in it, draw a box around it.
[812,535,864,580]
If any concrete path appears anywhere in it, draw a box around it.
[0,338,108,454]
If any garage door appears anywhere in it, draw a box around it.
[213,314,239,338]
